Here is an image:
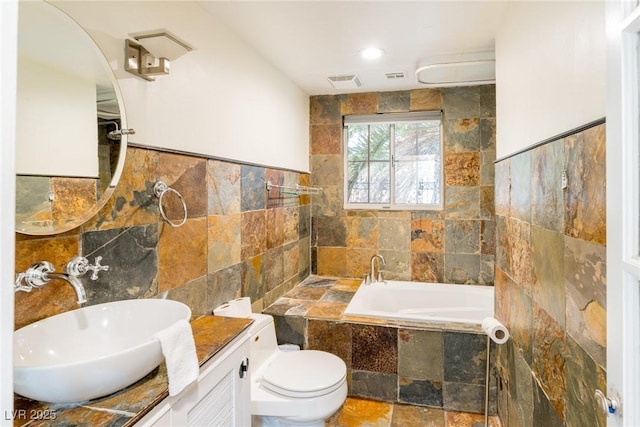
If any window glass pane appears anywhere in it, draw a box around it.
[347,161,368,203]
[395,123,418,156]
[369,161,390,203]
[347,125,369,161]
[394,158,441,205]
[369,124,390,161]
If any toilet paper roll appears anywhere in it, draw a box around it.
[213,297,252,318]
[481,317,510,344]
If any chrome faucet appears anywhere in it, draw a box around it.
[369,254,386,284]
[14,256,109,305]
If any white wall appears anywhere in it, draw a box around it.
[52,1,310,172]
[495,1,606,159]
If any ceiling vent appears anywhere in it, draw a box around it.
[385,71,406,80]
[328,74,362,90]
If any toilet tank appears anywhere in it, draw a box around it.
[248,313,280,372]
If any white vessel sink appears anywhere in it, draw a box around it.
[14,299,191,403]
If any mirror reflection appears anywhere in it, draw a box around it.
[15,1,127,235]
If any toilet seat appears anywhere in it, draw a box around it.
[261,350,346,399]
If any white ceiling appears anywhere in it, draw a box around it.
[199,1,509,95]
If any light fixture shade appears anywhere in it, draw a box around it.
[131,30,193,61]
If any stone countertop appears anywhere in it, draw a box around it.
[12,315,253,426]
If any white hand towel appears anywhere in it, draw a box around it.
[153,319,199,396]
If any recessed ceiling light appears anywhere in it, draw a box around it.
[360,47,384,60]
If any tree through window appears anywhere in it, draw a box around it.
[344,112,442,210]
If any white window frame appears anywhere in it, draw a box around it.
[343,111,443,211]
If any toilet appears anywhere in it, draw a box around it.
[248,313,347,427]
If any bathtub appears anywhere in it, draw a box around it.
[344,280,494,325]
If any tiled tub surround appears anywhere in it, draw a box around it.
[14,146,311,329]
[13,315,252,427]
[264,276,498,415]
[494,122,607,427]
[310,86,496,285]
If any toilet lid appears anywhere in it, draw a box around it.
[261,350,346,398]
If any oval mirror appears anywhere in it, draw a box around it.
[15,1,128,235]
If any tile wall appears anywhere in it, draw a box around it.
[309,86,496,285]
[494,122,607,427]
[14,147,311,329]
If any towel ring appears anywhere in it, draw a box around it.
[154,181,188,228]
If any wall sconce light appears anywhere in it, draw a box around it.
[125,30,193,81]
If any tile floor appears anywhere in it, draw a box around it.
[325,397,501,427]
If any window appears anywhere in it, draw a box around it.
[344,112,443,210]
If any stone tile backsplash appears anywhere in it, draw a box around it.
[14,148,311,329]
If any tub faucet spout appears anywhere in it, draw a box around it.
[370,254,386,283]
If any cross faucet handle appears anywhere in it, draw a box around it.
[66,256,110,280]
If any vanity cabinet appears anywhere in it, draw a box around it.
[137,332,250,427]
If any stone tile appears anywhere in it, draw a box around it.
[272,314,306,347]
[264,247,284,293]
[50,177,98,225]
[82,224,158,303]
[411,218,444,253]
[379,90,410,113]
[207,159,241,216]
[351,371,398,401]
[311,154,343,186]
[156,152,207,219]
[411,252,445,282]
[299,173,312,206]
[444,187,480,220]
[480,151,496,188]
[510,345,534,427]
[445,411,500,427]
[443,118,480,153]
[241,254,264,303]
[285,286,329,301]
[165,276,209,315]
[310,95,342,125]
[325,397,393,427]
[308,320,352,368]
[347,248,378,279]
[481,220,495,256]
[494,159,510,217]
[532,377,563,427]
[564,236,606,367]
[444,254,480,284]
[378,217,411,251]
[311,125,342,155]
[241,210,267,259]
[398,329,444,380]
[312,184,343,218]
[307,301,348,320]
[352,324,398,374]
[266,207,285,249]
[342,93,379,115]
[240,165,265,211]
[207,213,241,273]
[564,124,606,245]
[479,255,495,286]
[314,216,347,247]
[158,218,207,292]
[332,278,362,292]
[321,289,355,303]
[316,247,347,277]
[479,85,497,117]
[410,88,443,111]
[263,297,312,317]
[299,276,337,288]
[443,332,486,385]
[495,216,511,275]
[391,404,445,427]
[494,268,511,329]
[378,250,412,281]
[532,305,566,421]
[399,378,444,407]
[208,263,242,311]
[15,176,52,226]
[445,220,480,255]
[442,382,485,413]
[299,237,311,276]
[480,118,497,151]
[298,204,311,239]
[265,169,284,209]
[284,206,299,244]
[531,140,564,232]
[509,281,533,365]
[346,216,379,248]
[565,336,607,427]
[508,218,532,296]
[531,225,565,325]
[443,87,480,119]
[444,153,480,186]
[510,152,531,221]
